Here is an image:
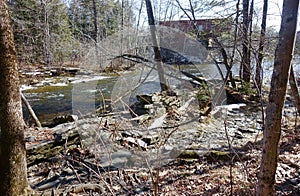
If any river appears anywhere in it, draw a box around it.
[21,61,282,125]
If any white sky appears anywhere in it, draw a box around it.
[265,0,284,30]
[262,0,300,31]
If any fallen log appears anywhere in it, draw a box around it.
[26,124,80,166]
[26,117,102,166]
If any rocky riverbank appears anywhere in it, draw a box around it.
[25,98,300,195]
[20,66,300,195]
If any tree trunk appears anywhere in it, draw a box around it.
[241,0,251,82]
[256,0,299,195]
[92,0,101,68]
[255,0,268,91]
[228,0,240,89]
[42,0,51,67]
[92,0,98,44]
[145,0,169,92]
[289,65,300,115]
[0,0,30,195]
[212,36,237,89]
[247,0,254,69]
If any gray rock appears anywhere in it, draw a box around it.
[63,168,74,175]
[144,104,154,109]
[288,178,299,185]
[26,136,36,142]
[30,79,39,85]
[99,150,133,168]
[162,145,174,152]
[53,114,78,126]
[142,134,159,145]
[238,127,256,134]
[234,131,244,139]
[156,107,166,116]
[152,94,161,102]
[121,131,133,137]
[124,137,147,149]
[111,150,132,158]
[131,114,151,124]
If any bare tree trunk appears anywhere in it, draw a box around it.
[135,0,144,55]
[42,0,51,67]
[92,0,100,68]
[256,0,299,195]
[145,0,169,92]
[248,0,254,40]
[227,0,240,89]
[0,0,30,195]
[92,0,98,44]
[247,0,254,66]
[212,36,236,88]
[241,0,251,82]
[256,0,268,91]
[120,0,124,55]
[289,65,300,115]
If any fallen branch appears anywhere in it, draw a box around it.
[21,92,42,127]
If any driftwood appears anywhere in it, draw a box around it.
[180,71,207,84]
[21,92,42,127]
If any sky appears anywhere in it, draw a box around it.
[265,0,284,30]
[260,0,300,31]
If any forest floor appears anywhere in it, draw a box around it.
[25,103,300,196]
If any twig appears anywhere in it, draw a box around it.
[65,157,115,195]
[252,75,265,142]
[223,116,234,196]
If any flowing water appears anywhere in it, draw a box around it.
[21,61,281,124]
[22,75,118,124]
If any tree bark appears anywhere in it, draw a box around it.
[211,35,236,88]
[241,0,251,82]
[0,0,30,195]
[42,0,51,67]
[92,0,101,68]
[92,0,98,44]
[256,0,299,195]
[145,0,169,92]
[228,0,240,89]
[255,0,268,91]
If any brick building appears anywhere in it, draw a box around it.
[159,19,226,34]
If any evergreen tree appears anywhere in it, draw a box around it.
[10,0,74,66]
[9,0,43,65]
[68,0,133,41]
